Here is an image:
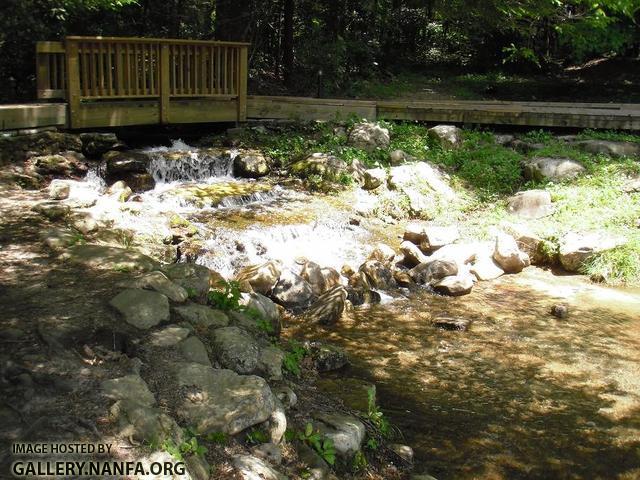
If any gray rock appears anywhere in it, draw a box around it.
[427,125,462,149]
[109,400,181,445]
[388,163,456,200]
[559,231,627,272]
[175,363,275,435]
[211,326,260,374]
[178,336,211,366]
[234,151,270,178]
[305,286,347,325]
[174,303,229,329]
[103,150,150,176]
[272,270,315,310]
[42,228,79,251]
[363,168,387,190]
[501,223,544,264]
[571,139,640,158]
[265,399,287,444]
[125,271,189,303]
[300,261,327,296]
[272,385,297,409]
[163,263,212,302]
[110,289,170,329]
[48,179,70,200]
[149,325,190,347]
[308,342,349,372]
[71,213,100,234]
[433,315,472,331]
[368,243,396,265]
[524,157,585,182]
[295,443,330,480]
[433,273,474,296]
[404,223,460,252]
[251,443,282,465]
[232,454,288,480]
[258,346,285,381]
[507,190,553,219]
[80,132,124,157]
[389,149,411,165]
[390,444,414,463]
[313,412,365,458]
[471,257,504,281]
[102,374,155,406]
[428,243,477,269]
[410,259,458,285]
[33,151,87,177]
[359,260,394,290]
[289,153,348,180]
[32,201,71,221]
[345,287,381,306]
[400,240,429,267]
[348,122,390,152]
[237,261,282,295]
[493,233,530,273]
[551,304,569,319]
[241,292,281,336]
[494,134,515,145]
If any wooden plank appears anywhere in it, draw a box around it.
[216,46,221,94]
[36,41,65,54]
[238,46,248,122]
[160,44,170,124]
[247,96,377,121]
[66,36,250,47]
[36,50,49,99]
[81,44,89,97]
[73,100,159,128]
[168,98,239,123]
[115,43,124,96]
[0,103,67,130]
[106,43,113,96]
[65,40,81,129]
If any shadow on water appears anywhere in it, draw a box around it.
[288,269,640,480]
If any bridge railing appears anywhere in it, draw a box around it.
[36,36,249,127]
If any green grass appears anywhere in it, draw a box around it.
[581,240,640,286]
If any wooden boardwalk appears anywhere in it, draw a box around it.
[0,36,638,132]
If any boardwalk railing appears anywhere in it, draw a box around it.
[36,36,249,128]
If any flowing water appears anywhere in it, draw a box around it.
[72,143,640,479]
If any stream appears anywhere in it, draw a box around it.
[73,142,640,479]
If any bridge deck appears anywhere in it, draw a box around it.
[1,96,639,132]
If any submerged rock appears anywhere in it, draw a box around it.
[551,304,569,319]
[433,315,472,331]
[174,363,275,435]
[109,288,170,330]
[102,374,155,406]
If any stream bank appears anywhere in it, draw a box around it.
[1,120,639,479]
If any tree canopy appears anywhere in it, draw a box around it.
[1,0,638,101]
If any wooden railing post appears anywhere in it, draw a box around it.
[237,45,248,122]
[160,43,170,124]
[65,39,81,128]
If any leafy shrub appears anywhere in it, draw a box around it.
[298,422,337,466]
[282,340,307,377]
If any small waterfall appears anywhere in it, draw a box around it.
[144,140,236,183]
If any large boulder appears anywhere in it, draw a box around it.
[80,132,125,158]
[103,150,150,176]
[210,326,260,374]
[109,289,170,329]
[234,151,270,178]
[523,157,585,182]
[471,256,504,281]
[403,223,460,253]
[433,273,474,296]
[289,153,348,181]
[410,259,458,285]
[241,292,281,336]
[389,149,411,165]
[363,168,387,190]
[271,270,315,310]
[32,151,88,178]
[501,223,544,264]
[312,412,365,459]
[388,162,456,200]
[102,374,156,406]
[236,261,282,295]
[348,122,390,152]
[427,125,463,149]
[162,263,212,303]
[300,261,327,296]
[570,140,640,158]
[48,179,70,200]
[124,271,188,303]
[359,260,394,290]
[257,346,285,381]
[64,244,159,272]
[399,240,429,267]
[232,455,287,480]
[507,190,553,219]
[174,363,275,435]
[305,286,348,325]
[559,232,627,272]
[173,304,229,329]
[368,243,396,265]
[493,233,530,273]
[428,243,477,269]
[178,336,212,366]
[0,131,82,165]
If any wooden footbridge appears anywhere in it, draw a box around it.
[1,36,639,132]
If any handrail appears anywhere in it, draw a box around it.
[36,36,249,127]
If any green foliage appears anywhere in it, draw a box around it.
[522,129,555,144]
[365,438,379,451]
[581,241,640,286]
[246,428,269,445]
[577,129,640,144]
[207,279,242,311]
[366,387,391,438]
[351,450,368,472]
[161,428,208,461]
[282,340,307,377]
[298,423,337,466]
[204,431,228,445]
